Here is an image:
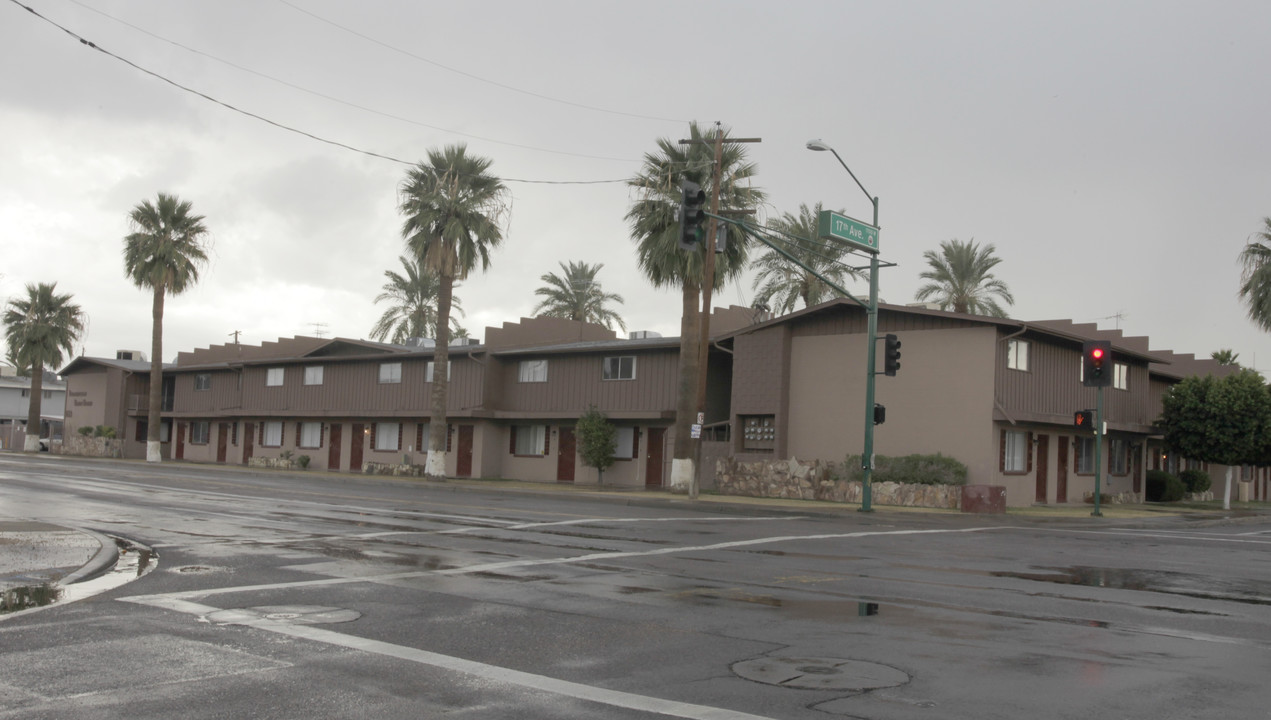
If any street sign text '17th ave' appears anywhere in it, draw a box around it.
[817,210,880,254]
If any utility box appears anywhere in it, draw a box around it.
[961,485,1006,514]
[1239,481,1252,503]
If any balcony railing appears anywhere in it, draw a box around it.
[128,394,174,412]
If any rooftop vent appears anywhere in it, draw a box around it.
[116,350,147,361]
[628,330,663,340]
[404,337,435,348]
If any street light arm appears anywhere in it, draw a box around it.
[827,147,876,218]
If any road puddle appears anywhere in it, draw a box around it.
[1,537,157,616]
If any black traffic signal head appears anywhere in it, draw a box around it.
[1074,410,1093,429]
[1082,340,1112,387]
[884,333,902,376]
[677,180,706,250]
[873,403,886,425]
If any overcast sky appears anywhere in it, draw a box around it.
[3,0,1269,371]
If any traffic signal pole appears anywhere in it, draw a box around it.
[1093,385,1104,517]
[860,201,880,512]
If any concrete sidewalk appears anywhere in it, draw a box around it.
[0,520,118,600]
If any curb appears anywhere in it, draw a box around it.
[58,528,120,585]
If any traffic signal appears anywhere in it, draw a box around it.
[1074,410,1093,429]
[677,180,706,250]
[1082,340,1112,387]
[873,403,886,425]
[883,333,901,376]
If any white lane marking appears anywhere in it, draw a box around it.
[354,515,801,539]
[119,526,999,601]
[121,595,781,720]
[1030,527,1271,545]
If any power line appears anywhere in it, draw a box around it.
[6,0,631,185]
[274,0,686,125]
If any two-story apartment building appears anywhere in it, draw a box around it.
[0,369,67,450]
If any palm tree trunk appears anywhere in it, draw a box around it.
[23,361,44,452]
[147,286,165,463]
[425,273,453,479]
[669,279,701,491]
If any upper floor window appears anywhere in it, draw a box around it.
[1006,339,1029,371]
[266,368,284,387]
[1114,363,1128,390]
[603,356,636,381]
[304,366,324,386]
[195,373,212,391]
[426,361,435,383]
[379,362,402,384]
[519,359,547,383]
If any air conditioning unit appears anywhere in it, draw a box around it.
[116,350,147,361]
[404,338,435,348]
[628,330,663,340]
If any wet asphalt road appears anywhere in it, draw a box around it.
[1,454,1268,719]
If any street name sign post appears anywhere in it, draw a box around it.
[817,210,880,254]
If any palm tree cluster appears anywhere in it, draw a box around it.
[533,261,626,331]
[3,282,85,450]
[751,202,864,314]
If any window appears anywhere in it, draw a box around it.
[1109,438,1128,475]
[518,359,547,383]
[511,425,547,456]
[20,389,28,397]
[262,421,283,447]
[603,356,636,380]
[1076,437,1096,474]
[613,426,636,459]
[195,373,212,391]
[266,368,284,387]
[160,420,171,443]
[1114,363,1128,390]
[299,422,322,448]
[379,362,402,384]
[425,361,435,383]
[1002,430,1029,473]
[43,390,52,400]
[415,422,453,452]
[375,421,400,451]
[191,421,210,445]
[304,366,324,386]
[1006,340,1029,371]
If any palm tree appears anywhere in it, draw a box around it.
[3,282,85,451]
[915,238,1014,316]
[1212,348,1241,366]
[399,144,508,479]
[626,122,765,487]
[533,261,626,331]
[123,192,210,463]
[753,202,864,314]
[1238,217,1271,332]
[369,254,466,344]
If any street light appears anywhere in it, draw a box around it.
[807,139,881,512]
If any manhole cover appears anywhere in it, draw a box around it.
[732,656,910,691]
[204,605,361,626]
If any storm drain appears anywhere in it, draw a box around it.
[204,605,361,626]
[732,656,910,691]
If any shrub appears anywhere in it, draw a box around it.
[77,426,94,436]
[1179,469,1211,494]
[297,455,311,469]
[93,425,116,439]
[280,450,294,462]
[839,453,968,485]
[1145,470,1185,502]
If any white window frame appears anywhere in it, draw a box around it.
[190,421,210,444]
[379,362,402,384]
[426,361,435,383]
[1006,339,1029,371]
[1076,437,1096,474]
[262,421,284,447]
[375,421,400,451]
[513,425,547,456]
[299,422,322,449]
[1003,430,1028,473]
[613,426,636,459]
[266,368,284,387]
[1114,362,1129,390]
[518,359,548,383]
[603,356,636,381]
[194,374,212,391]
[304,366,324,386]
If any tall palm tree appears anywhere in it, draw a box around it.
[533,261,626,331]
[399,144,508,479]
[369,254,466,344]
[626,122,765,487]
[1238,217,1271,332]
[3,282,85,451]
[915,238,1014,316]
[1212,348,1241,366]
[123,192,210,463]
[753,202,864,314]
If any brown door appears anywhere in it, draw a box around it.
[1057,436,1069,503]
[456,425,474,477]
[243,422,255,464]
[328,423,343,471]
[645,426,666,488]
[350,423,365,471]
[556,427,575,483]
[175,422,186,460]
[216,423,229,463]
[1035,434,1049,503]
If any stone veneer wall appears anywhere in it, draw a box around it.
[363,461,427,477]
[58,436,124,459]
[715,456,961,509]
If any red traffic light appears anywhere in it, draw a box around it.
[1090,347,1104,361]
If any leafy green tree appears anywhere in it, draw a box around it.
[123,193,210,463]
[575,405,617,486]
[399,144,508,479]
[1211,348,1241,366]
[626,122,765,488]
[1160,369,1271,509]
[533,261,626,331]
[1238,217,1271,332]
[369,254,466,344]
[915,238,1014,316]
[753,202,863,314]
[3,282,86,451]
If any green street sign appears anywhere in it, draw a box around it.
[817,210,879,254]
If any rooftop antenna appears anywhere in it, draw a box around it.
[309,322,329,338]
[1094,310,1127,330]
[229,330,242,344]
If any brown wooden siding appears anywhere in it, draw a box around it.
[791,306,983,338]
[498,350,678,413]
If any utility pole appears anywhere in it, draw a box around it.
[228,330,242,344]
[680,123,761,499]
